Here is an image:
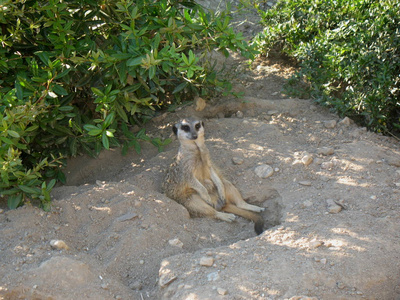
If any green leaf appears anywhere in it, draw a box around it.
[18,185,41,195]
[52,84,68,95]
[8,193,23,209]
[91,87,104,97]
[35,51,50,66]
[172,82,187,94]
[127,57,144,66]
[84,124,99,131]
[55,68,72,79]
[47,179,56,191]
[88,129,102,136]
[104,112,115,127]
[0,136,14,145]
[15,81,23,100]
[102,132,109,149]
[58,106,74,112]
[7,130,20,138]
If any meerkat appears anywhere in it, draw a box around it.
[163,118,265,235]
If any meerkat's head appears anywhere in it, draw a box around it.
[173,118,205,143]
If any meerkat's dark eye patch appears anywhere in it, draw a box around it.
[181,125,190,132]
[195,122,201,131]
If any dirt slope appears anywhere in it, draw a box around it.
[1,89,400,299]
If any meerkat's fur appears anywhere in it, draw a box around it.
[163,118,265,235]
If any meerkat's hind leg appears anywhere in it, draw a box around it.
[223,180,265,212]
[185,194,236,222]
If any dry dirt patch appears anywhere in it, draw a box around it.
[1,93,400,300]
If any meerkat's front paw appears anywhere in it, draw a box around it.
[215,197,226,211]
[216,212,236,222]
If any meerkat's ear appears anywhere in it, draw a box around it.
[201,121,205,128]
[172,124,178,135]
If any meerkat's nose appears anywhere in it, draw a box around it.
[192,133,198,139]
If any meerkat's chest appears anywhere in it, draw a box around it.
[192,153,214,187]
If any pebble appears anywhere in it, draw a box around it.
[301,155,313,166]
[129,281,143,290]
[195,96,206,111]
[302,200,313,208]
[207,271,220,281]
[327,199,342,214]
[168,238,184,248]
[159,273,177,287]
[324,120,337,129]
[232,157,244,165]
[254,164,274,179]
[217,288,228,295]
[321,161,334,169]
[200,256,214,267]
[235,111,244,118]
[50,239,69,250]
[0,209,3,214]
[117,212,138,222]
[309,239,323,249]
[317,147,334,156]
[337,282,346,289]
[339,117,352,126]
[96,180,105,187]
[299,181,312,186]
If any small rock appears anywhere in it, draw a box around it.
[207,271,220,281]
[50,239,69,251]
[254,164,274,179]
[337,282,346,289]
[320,258,327,264]
[217,288,228,295]
[301,155,313,166]
[387,157,400,167]
[232,157,244,165]
[96,180,105,187]
[129,281,143,290]
[317,147,334,156]
[302,200,313,208]
[324,120,337,129]
[117,212,138,222]
[159,273,177,288]
[101,283,109,290]
[200,256,214,267]
[0,209,4,214]
[339,117,352,126]
[321,161,334,169]
[309,239,323,249]
[267,110,279,116]
[327,199,342,214]
[168,238,183,248]
[195,96,206,111]
[235,111,244,118]
[299,181,312,186]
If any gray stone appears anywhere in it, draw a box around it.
[254,164,274,179]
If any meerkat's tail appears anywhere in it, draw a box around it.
[222,204,264,235]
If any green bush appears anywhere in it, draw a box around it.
[253,0,400,134]
[0,0,257,209]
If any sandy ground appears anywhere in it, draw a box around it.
[1,3,400,300]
